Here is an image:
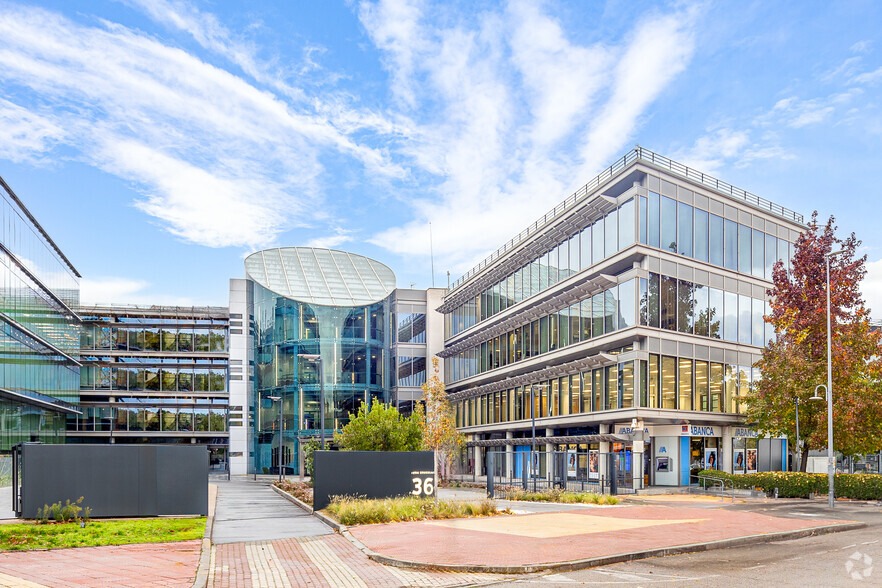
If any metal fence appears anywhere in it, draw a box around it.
[484,451,635,498]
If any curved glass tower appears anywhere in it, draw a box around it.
[245,247,395,475]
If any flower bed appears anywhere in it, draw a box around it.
[324,496,507,526]
[274,480,313,505]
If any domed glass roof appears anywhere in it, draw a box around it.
[244,247,396,307]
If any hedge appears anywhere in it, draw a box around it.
[696,469,882,500]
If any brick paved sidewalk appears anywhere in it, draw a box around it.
[349,504,857,567]
[208,533,508,587]
[0,540,201,587]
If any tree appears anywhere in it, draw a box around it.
[333,402,423,451]
[421,357,464,486]
[746,213,882,470]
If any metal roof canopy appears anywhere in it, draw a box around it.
[466,434,629,447]
[245,247,396,307]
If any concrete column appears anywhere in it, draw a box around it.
[598,424,610,489]
[721,426,733,473]
[545,428,554,482]
[505,431,514,479]
[632,439,644,491]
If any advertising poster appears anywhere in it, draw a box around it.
[704,448,718,470]
[567,450,577,478]
[733,449,745,473]
[588,450,599,480]
[746,448,758,473]
[656,456,670,472]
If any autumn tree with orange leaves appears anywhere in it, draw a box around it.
[746,213,882,471]
[421,357,463,485]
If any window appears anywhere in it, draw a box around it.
[738,294,752,344]
[661,356,676,409]
[709,288,723,339]
[710,362,724,412]
[592,292,604,336]
[693,284,709,337]
[621,362,634,408]
[765,233,777,280]
[604,289,617,333]
[661,196,677,253]
[592,219,604,265]
[580,226,591,270]
[648,354,659,408]
[647,191,660,248]
[709,214,724,266]
[679,358,693,411]
[695,361,709,411]
[752,229,764,278]
[619,199,635,249]
[738,224,752,274]
[678,203,693,257]
[724,292,738,342]
[606,365,618,410]
[605,209,618,258]
[724,219,738,271]
[752,298,765,346]
[638,196,648,245]
[694,208,709,262]
[677,280,693,334]
[660,276,677,330]
[618,279,636,329]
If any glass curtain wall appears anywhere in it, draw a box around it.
[251,282,390,475]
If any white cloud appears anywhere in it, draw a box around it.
[863,258,882,320]
[852,66,882,85]
[673,127,792,175]
[79,277,203,306]
[363,1,700,274]
[0,3,401,249]
[0,98,64,164]
[304,227,356,249]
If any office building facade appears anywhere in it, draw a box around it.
[70,304,229,466]
[0,176,82,452]
[439,148,805,487]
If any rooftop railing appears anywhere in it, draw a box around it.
[448,146,804,293]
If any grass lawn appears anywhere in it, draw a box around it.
[0,518,206,551]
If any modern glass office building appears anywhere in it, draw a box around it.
[0,176,82,452]
[439,148,805,487]
[70,304,229,466]
[229,247,395,475]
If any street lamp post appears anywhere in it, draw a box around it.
[529,384,547,491]
[824,249,844,509]
[793,397,800,472]
[298,354,325,450]
[268,396,283,483]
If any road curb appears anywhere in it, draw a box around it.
[344,521,867,574]
[191,484,218,588]
[270,484,347,533]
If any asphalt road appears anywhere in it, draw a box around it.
[483,497,882,587]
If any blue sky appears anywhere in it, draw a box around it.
[1,0,881,317]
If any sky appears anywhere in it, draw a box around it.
[0,0,881,317]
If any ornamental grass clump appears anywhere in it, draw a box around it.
[324,495,502,526]
[499,487,619,505]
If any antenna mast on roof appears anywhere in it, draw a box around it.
[429,222,435,288]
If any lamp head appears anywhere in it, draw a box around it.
[298,353,321,361]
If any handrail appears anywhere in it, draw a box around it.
[447,146,804,293]
[697,474,736,502]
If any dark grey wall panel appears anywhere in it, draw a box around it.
[313,451,434,511]
[20,444,207,518]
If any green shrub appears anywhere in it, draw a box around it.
[324,496,503,525]
[35,497,87,524]
[696,470,882,500]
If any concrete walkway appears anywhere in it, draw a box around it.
[211,477,331,544]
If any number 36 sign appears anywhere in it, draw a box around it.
[410,470,436,497]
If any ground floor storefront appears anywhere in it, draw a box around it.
[461,420,788,490]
